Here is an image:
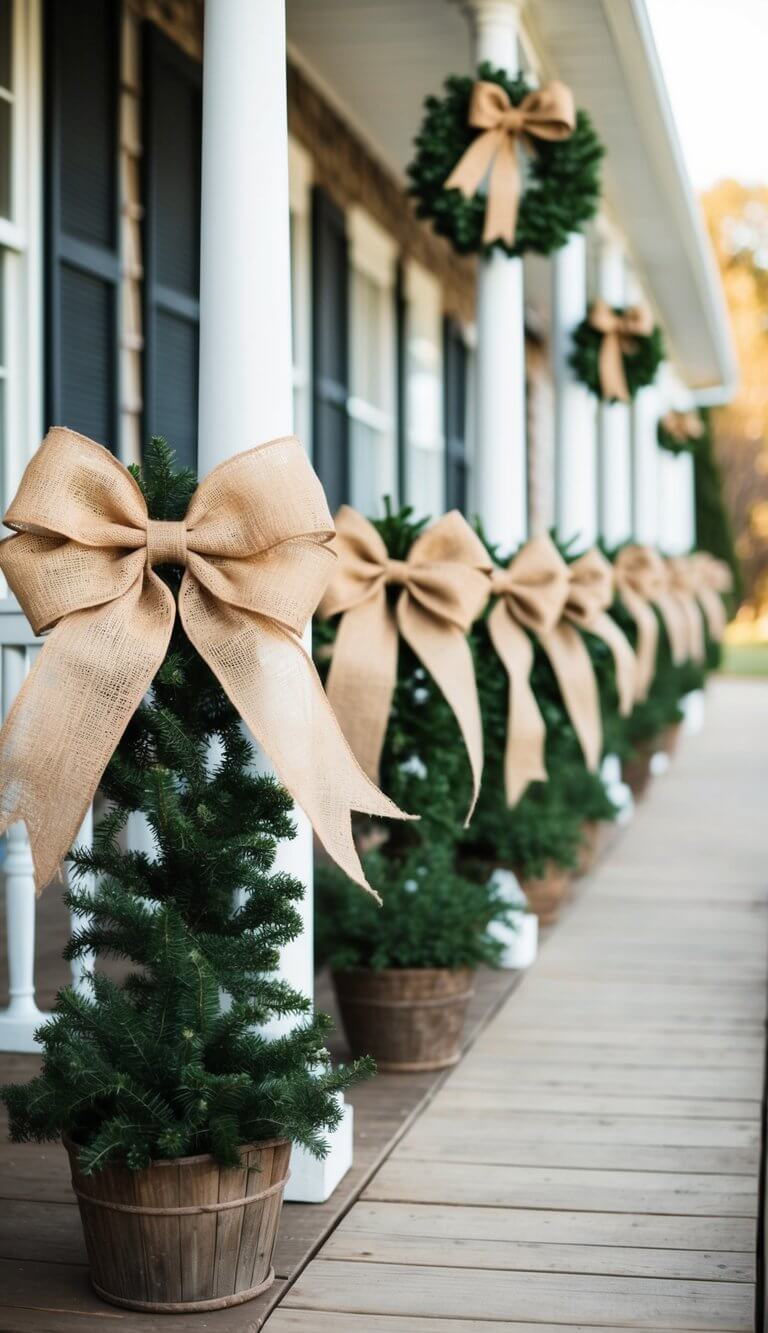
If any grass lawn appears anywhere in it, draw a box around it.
[721,641,768,677]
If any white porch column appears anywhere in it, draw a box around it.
[631,384,661,544]
[198,0,312,1009]
[198,1,346,1201]
[658,450,695,555]
[552,233,598,548]
[596,234,632,548]
[467,0,527,549]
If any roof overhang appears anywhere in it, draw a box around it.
[286,0,736,398]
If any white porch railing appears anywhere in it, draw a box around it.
[0,596,94,1052]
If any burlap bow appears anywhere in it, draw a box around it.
[318,507,491,821]
[659,410,704,446]
[444,79,575,247]
[689,552,731,642]
[0,429,410,897]
[564,548,638,716]
[613,545,663,699]
[666,557,706,664]
[588,299,655,403]
[487,536,569,805]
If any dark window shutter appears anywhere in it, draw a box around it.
[143,25,201,472]
[45,0,120,445]
[311,187,349,511]
[444,317,468,514]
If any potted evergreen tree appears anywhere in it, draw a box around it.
[2,443,372,1314]
[315,506,518,1072]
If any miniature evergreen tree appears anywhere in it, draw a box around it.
[3,440,371,1174]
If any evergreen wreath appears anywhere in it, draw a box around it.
[3,440,372,1175]
[657,413,704,456]
[570,310,665,402]
[407,62,604,259]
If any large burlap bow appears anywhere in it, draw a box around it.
[564,548,638,716]
[487,536,569,805]
[444,79,575,246]
[613,545,663,699]
[689,552,731,642]
[659,410,704,446]
[666,557,706,664]
[588,299,655,403]
[318,507,491,821]
[0,429,409,897]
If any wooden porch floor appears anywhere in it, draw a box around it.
[269,677,768,1333]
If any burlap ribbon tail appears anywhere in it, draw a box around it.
[490,536,604,794]
[319,506,491,823]
[666,557,706,664]
[0,429,410,897]
[689,552,731,642]
[487,537,567,805]
[564,548,638,717]
[588,298,655,403]
[444,79,575,246]
[613,545,663,700]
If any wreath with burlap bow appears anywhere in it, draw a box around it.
[570,302,665,402]
[407,64,604,259]
[657,410,705,455]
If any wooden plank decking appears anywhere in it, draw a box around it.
[270,678,768,1332]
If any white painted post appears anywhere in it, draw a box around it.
[552,233,598,548]
[68,804,95,995]
[466,0,527,550]
[0,647,48,1050]
[596,234,632,548]
[197,0,346,1201]
[631,382,661,544]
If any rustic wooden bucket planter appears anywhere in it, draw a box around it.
[622,740,655,798]
[575,820,606,877]
[517,862,571,925]
[333,967,474,1072]
[662,721,682,757]
[65,1136,291,1313]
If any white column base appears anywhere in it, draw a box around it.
[681,688,705,736]
[650,750,670,777]
[284,1096,353,1203]
[486,869,538,969]
[601,753,635,824]
[0,1003,50,1053]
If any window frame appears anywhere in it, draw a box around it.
[0,0,43,535]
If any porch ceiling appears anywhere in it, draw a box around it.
[286,0,735,398]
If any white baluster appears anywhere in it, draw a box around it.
[68,804,95,995]
[0,646,49,1051]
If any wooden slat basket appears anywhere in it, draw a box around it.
[333,966,474,1072]
[65,1136,291,1313]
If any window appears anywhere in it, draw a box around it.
[311,186,349,512]
[404,263,444,518]
[45,0,120,447]
[289,139,312,449]
[142,24,201,471]
[0,0,42,523]
[444,317,474,514]
[347,208,397,516]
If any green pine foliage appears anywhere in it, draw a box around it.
[3,439,372,1175]
[407,62,604,259]
[316,845,513,972]
[314,504,515,970]
[694,409,743,607]
[570,314,665,401]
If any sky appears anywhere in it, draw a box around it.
[646,0,767,190]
